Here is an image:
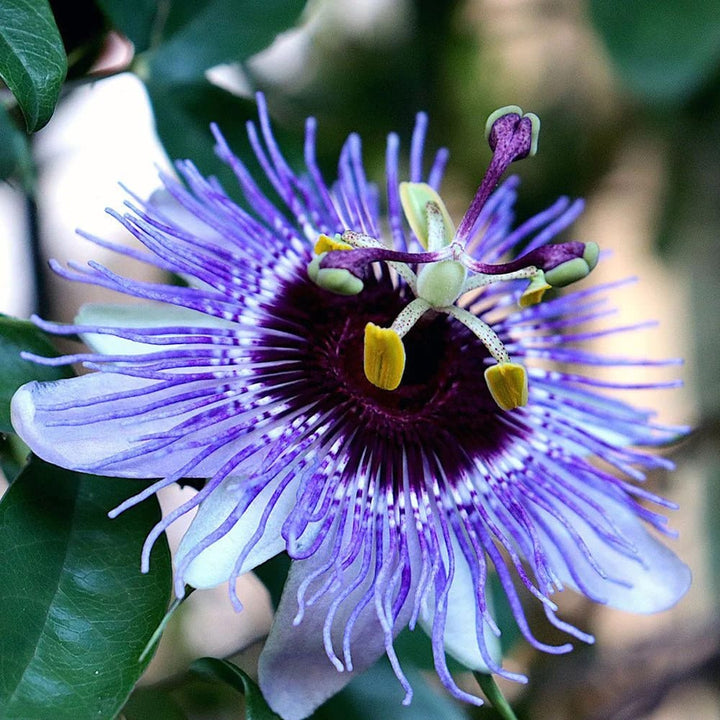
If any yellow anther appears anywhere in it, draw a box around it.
[314,234,353,255]
[519,271,552,308]
[484,362,528,411]
[363,323,406,391]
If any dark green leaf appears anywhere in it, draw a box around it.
[314,655,469,720]
[95,0,158,55]
[589,0,720,104]
[0,104,33,188]
[0,0,67,131]
[0,457,172,719]
[145,0,306,81]
[192,657,281,720]
[122,686,189,720]
[0,433,28,483]
[0,315,74,433]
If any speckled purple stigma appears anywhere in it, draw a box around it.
[10,94,691,720]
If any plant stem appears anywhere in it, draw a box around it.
[473,672,519,720]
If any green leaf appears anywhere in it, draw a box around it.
[191,657,281,720]
[0,457,172,719]
[143,0,306,81]
[122,686,189,720]
[0,0,67,131]
[0,433,29,483]
[314,655,470,720]
[0,104,33,188]
[0,315,74,434]
[94,0,158,55]
[589,0,720,104]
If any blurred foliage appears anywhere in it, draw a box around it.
[589,0,720,105]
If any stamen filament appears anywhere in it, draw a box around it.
[391,298,432,337]
[444,305,510,364]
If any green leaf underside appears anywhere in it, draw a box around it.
[191,657,281,720]
[0,315,74,434]
[0,0,67,131]
[0,457,172,720]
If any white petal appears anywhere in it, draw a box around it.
[536,484,691,613]
[11,373,255,478]
[259,533,421,720]
[76,302,237,356]
[177,474,300,588]
[419,535,501,673]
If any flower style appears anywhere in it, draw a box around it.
[11,95,690,719]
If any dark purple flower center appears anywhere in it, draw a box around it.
[254,262,510,487]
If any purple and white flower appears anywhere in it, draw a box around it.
[11,94,690,719]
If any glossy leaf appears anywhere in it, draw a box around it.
[0,457,172,719]
[0,0,67,131]
[192,657,281,720]
[589,0,720,103]
[0,315,74,433]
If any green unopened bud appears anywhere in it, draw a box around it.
[317,268,364,295]
[545,258,590,287]
[583,241,599,271]
[307,253,364,295]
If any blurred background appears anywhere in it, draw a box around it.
[1,0,719,718]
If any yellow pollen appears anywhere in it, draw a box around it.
[363,323,406,391]
[484,362,528,411]
[314,234,353,255]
